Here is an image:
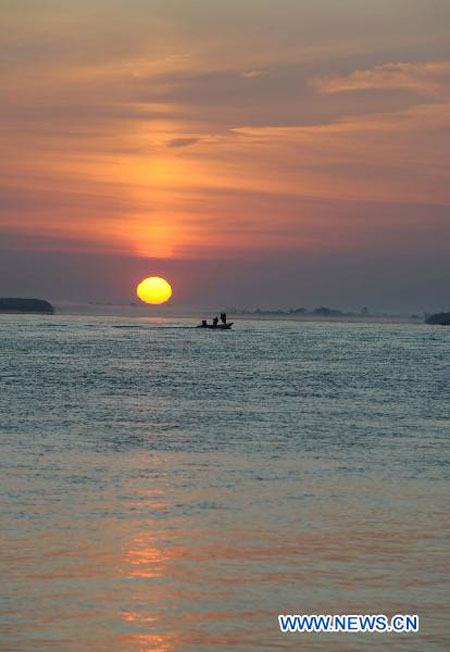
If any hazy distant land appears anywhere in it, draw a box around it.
[44,301,449,325]
[4,297,447,325]
[425,312,450,325]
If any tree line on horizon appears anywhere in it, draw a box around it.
[232,306,369,317]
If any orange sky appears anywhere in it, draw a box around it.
[1,0,449,309]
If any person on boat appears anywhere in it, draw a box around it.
[201,319,207,327]
[220,312,227,324]
[213,316,219,326]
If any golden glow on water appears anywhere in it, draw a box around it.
[125,536,168,578]
[136,277,172,304]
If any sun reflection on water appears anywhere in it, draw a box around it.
[117,484,176,652]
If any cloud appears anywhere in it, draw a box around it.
[1,0,450,309]
[230,100,450,204]
[312,60,450,99]
[240,70,266,79]
[167,137,201,148]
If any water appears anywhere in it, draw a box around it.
[0,315,449,651]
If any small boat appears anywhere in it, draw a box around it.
[197,322,233,330]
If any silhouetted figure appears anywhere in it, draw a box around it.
[220,312,227,324]
[213,316,219,326]
[201,319,207,327]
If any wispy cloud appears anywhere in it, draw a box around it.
[240,70,266,79]
[312,60,450,99]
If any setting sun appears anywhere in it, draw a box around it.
[137,277,172,304]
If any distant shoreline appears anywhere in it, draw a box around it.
[28,302,425,324]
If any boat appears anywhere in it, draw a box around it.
[197,322,233,330]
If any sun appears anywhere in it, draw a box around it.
[136,277,172,304]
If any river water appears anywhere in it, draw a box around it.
[0,315,449,651]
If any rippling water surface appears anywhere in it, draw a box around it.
[1,315,449,651]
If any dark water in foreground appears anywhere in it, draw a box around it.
[0,316,449,651]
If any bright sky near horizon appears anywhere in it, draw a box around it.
[1,0,449,310]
